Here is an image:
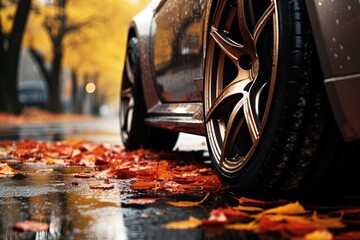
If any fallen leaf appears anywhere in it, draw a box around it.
[167,192,210,207]
[89,184,114,190]
[233,205,264,212]
[127,198,159,205]
[262,201,306,215]
[304,229,333,240]
[0,163,21,175]
[258,217,320,236]
[226,221,258,231]
[311,211,345,229]
[131,180,158,190]
[12,220,50,232]
[165,216,202,229]
[44,157,56,164]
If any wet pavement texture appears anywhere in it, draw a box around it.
[0,116,359,239]
[0,164,213,240]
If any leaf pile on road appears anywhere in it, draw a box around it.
[0,138,222,194]
[1,139,359,239]
[166,197,360,239]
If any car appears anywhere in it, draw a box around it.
[119,0,360,197]
[17,80,48,109]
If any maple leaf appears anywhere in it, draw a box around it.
[167,192,210,207]
[165,216,202,229]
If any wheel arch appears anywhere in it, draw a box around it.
[123,7,161,113]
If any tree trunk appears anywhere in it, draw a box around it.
[0,0,32,114]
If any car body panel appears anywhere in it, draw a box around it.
[305,0,360,141]
[129,0,360,141]
[151,0,206,102]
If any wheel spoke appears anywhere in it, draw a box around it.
[237,0,254,54]
[221,98,246,164]
[253,1,275,47]
[210,27,244,66]
[243,96,260,142]
[125,56,135,84]
[121,86,133,99]
[206,77,251,121]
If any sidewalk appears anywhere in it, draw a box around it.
[0,108,96,125]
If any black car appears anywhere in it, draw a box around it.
[120,0,360,197]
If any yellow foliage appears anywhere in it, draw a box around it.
[3,0,151,104]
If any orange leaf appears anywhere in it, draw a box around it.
[233,205,263,212]
[167,192,210,207]
[258,217,319,236]
[304,229,333,240]
[226,220,258,231]
[311,211,345,229]
[127,198,159,205]
[131,180,158,190]
[262,201,306,215]
[165,216,202,229]
[0,163,21,175]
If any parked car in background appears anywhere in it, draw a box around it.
[18,80,48,109]
[119,0,360,197]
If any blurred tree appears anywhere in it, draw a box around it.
[28,0,89,113]
[24,0,150,113]
[0,0,31,114]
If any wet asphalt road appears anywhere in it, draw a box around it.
[0,116,359,239]
[0,116,238,240]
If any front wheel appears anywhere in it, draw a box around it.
[120,37,179,151]
[204,0,336,197]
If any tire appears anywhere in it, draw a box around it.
[204,0,345,198]
[120,37,179,151]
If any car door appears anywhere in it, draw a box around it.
[151,0,206,102]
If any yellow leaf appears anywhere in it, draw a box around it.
[226,220,258,231]
[0,163,21,175]
[44,157,56,164]
[233,205,263,212]
[263,201,306,215]
[167,192,210,207]
[165,216,202,229]
[311,211,345,229]
[304,229,333,240]
[266,214,313,225]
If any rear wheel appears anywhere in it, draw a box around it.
[120,37,179,151]
[204,0,344,197]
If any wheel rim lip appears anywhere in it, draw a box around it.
[120,55,135,142]
[204,0,279,174]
